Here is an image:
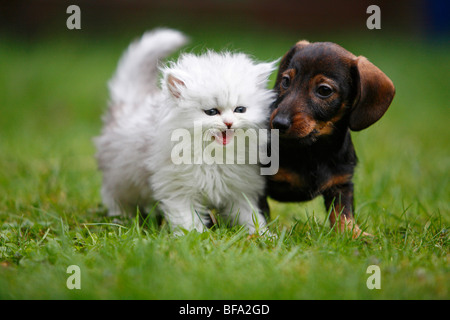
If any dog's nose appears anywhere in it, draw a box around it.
[272,116,291,134]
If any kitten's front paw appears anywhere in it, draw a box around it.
[262,229,278,240]
[171,223,206,237]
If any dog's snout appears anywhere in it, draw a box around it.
[272,116,291,134]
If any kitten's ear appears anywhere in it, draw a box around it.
[256,60,277,87]
[167,74,185,99]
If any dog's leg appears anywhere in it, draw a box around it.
[323,182,370,238]
[258,195,271,221]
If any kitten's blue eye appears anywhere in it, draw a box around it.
[204,108,219,116]
[234,106,247,113]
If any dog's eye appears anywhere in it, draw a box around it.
[234,106,247,113]
[316,84,334,98]
[281,76,290,90]
[204,108,220,116]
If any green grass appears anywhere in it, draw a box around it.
[0,26,449,300]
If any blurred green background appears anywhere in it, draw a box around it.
[0,0,448,299]
[1,0,448,216]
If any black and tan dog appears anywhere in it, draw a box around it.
[267,40,395,237]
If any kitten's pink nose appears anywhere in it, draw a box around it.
[224,122,233,129]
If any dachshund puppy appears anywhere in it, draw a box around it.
[268,40,395,237]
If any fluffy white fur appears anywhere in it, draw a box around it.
[95,28,276,234]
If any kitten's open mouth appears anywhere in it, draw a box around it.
[213,130,234,145]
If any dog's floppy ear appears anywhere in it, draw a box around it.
[274,40,310,89]
[349,57,395,131]
[167,74,185,99]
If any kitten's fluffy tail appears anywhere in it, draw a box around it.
[108,28,188,106]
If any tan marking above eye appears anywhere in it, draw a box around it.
[310,74,338,95]
[286,69,296,78]
[280,69,297,91]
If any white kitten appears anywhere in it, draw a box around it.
[95,29,276,234]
